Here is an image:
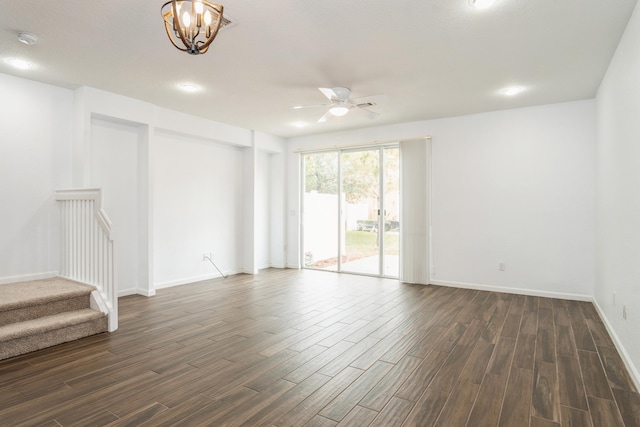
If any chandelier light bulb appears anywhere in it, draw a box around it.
[204,10,212,25]
[195,1,204,14]
[182,11,191,28]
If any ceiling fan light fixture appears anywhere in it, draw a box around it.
[161,0,224,55]
[329,105,350,117]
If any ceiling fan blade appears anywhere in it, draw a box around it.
[351,93,388,105]
[318,87,338,101]
[318,110,333,123]
[291,103,329,110]
[355,107,380,120]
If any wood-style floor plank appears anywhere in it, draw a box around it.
[369,397,413,427]
[588,395,625,427]
[557,355,589,411]
[613,388,640,427]
[0,269,637,427]
[579,349,615,400]
[532,360,561,422]
[561,406,593,427]
[499,367,534,427]
[467,373,509,427]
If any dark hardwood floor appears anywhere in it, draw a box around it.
[1,269,639,426]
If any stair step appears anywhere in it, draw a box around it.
[0,309,107,361]
[0,277,95,327]
[0,309,104,342]
[0,277,108,361]
[0,277,94,312]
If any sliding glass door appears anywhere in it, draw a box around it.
[302,146,399,278]
[382,147,400,277]
[302,151,339,271]
[341,149,380,275]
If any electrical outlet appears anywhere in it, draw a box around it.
[623,305,627,320]
[499,262,505,271]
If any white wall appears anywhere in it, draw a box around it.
[153,130,244,287]
[90,118,142,295]
[242,145,257,274]
[73,88,286,290]
[0,74,73,284]
[288,100,596,299]
[595,2,640,385]
[255,131,287,269]
[269,152,287,268]
[430,102,595,297]
[257,150,271,269]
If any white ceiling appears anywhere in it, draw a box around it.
[0,0,637,138]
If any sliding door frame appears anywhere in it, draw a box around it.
[301,143,399,278]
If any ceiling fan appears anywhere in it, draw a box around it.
[292,87,385,123]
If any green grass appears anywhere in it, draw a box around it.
[346,231,399,257]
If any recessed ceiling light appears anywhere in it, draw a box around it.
[5,58,33,70]
[470,0,497,9]
[17,32,38,45]
[500,86,526,96]
[178,82,199,93]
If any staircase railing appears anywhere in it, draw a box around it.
[55,188,117,331]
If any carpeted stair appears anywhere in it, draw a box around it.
[0,277,107,360]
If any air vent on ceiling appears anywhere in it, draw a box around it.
[356,102,376,108]
[219,13,237,30]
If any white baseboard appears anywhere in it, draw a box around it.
[592,299,640,391]
[117,288,155,297]
[269,263,287,269]
[154,269,242,290]
[139,288,156,297]
[0,271,59,286]
[429,279,592,302]
[287,263,301,269]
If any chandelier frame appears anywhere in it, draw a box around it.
[161,0,224,55]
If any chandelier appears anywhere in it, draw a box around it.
[161,0,224,55]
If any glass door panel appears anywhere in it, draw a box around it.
[341,149,381,275]
[303,152,339,271]
[382,147,400,278]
